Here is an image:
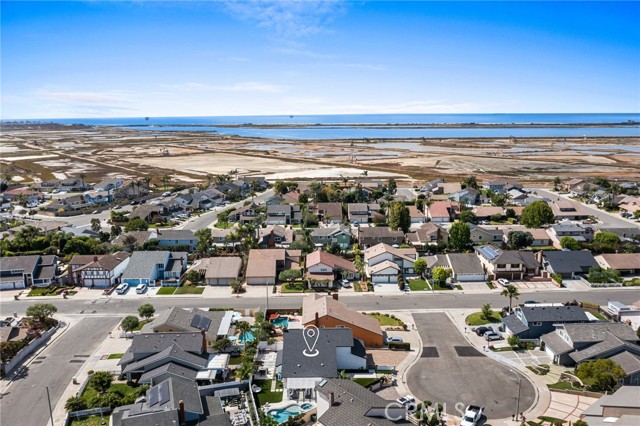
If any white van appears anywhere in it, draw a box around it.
[116,283,129,294]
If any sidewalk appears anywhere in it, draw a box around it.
[51,321,133,426]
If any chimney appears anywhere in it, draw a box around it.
[332,293,339,301]
[315,312,319,327]
[93,256,99,262]
[178,400,186,426]
[329,392,335,406]
[200,329,207,354]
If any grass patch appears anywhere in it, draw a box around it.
[526,365,550,376]
[81,380,143,408]
[214,221,233,229]
[486,281,496,289]
[539,417,568,425]
[253,379,283,406]
[491,346,513,352]
[547,381,582,391]
[27,286,70,297]
[366,313,405,327]
[407,279,430,291]
[69,416,109,426]
[455,285,463,290]
[174,286,205,295]
[132,319,152,331]
[431,281,453,291]
[466,311,502,326]
[107,353,124,360]
[281,282,306,293]
[156,287,176,295]
[354,377,381,388]
[229,355,242,365]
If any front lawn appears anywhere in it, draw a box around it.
[253,380,283,406]
[80,380,145,409]
[174,286,205,295]
[354,377,381,388]
[27,286,71,297]
[132,319,152,331]
[407,279,430,291]
[366,313,405,327]
[70,416,109,426]
[466,311,502,326]
[107,353,123,360]
[229,355,242,365]
[281,282,306,293]
[547,381,583,391]
[156,287,176,295]
[431,281,453,291]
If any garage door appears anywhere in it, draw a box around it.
[86,278,110,288]
[0,282,17,290]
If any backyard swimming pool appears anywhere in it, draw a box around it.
[267,402,314,424]
[271,317,289,328]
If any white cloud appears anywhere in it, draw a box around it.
[161,81,285,93]
[34,90,130,104]
[222,0,347,38]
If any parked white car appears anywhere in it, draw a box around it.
[396,395,416,407]
[116,283,129,294]
[461,405,484,426]
[497,278,510,286]
[136,283,148,294]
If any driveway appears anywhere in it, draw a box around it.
[407,313,536,420]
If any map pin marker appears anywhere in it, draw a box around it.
[303,325,320,357]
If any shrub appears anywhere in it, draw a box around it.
[88,371,113,394]
[388,341,410,351]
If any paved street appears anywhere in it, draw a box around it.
[0,317,119,426]
[407,313,536,420]
[534,188,640,229]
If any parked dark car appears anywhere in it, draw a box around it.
[474,326,491,336]
[130,200,140,205]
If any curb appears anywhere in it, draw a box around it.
[397,316,424,398]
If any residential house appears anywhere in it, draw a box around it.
[562,178,588,194]
[114,179,149,199]
[482,179,522,194]
[548,199,590,220]
[311,226,353,249]
[188,257,242,286]
[469,224,504,244]
[475,245,540,280]
[245,249,301,285]
[433,182,462,195]
[550,221,595,243]
[513,228,552,247]
[2,189,45,205]
[75,252,130,288]
[502,305,590,339]
[541,322,639,367]
[581,386,640,426]
[405,222,447,249]
[537,250,599,279]
[419,178,444,193]
[607,301,640,331]
[305,250,357,287]
[0,255,58,290]
[59,178,88,191]
[173,191,219,211]
[357,227,404,247]
[227,204,257,224]
[128,205,166,223]
[473,206,505,221]
[94,177,124,192]
[348,203,371,224]
[596,253,640,276]
[83,190,112,205]
[277,328,368,401]
[407,205,426,223]
[426,201,459,223]
[113,231,155,249]
[265,204,301,225]
[364,243,417,284]
[259,225,295,248]
[45,194,90,212]
[316,203,344,224]
[142,307,231,345]
[282,191,300,204]
[154,229,198,252]
[450,188,480,205]
[446,253,486,282]
[120,251,187,287]
[302,294,383,347]
[315,379,407,426]
[596,226,640,240]
[508,188,528,201]
[210,228,238,248]
[38,179,61,192]
[618,196,640,216]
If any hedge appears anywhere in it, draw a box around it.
[389,341,411,351]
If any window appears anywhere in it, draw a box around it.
[532,322,542,326]
[478,236,482,240]
[497,264,505,269]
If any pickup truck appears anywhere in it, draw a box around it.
[460,405,484,426]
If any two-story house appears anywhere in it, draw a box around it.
[94,177,124,192]
[347,203,371,224]
[265,205,301,225]
[227,204,257,224]
[259,225,295,248]
[405,222,447,249]
[83,190,113,205]
[311,226,352,250]
[364,243,417,284]
[121,251,187,287]
[357,227,404,247]
[75,252,130,288]
[537,250,599,279]
[482,179,522,194]
[502,305,590,340]
[245,249,302,285]
[0,255,58,290]
[469,224,504,244]
[315,203,344,224]
[305,250,357,287]
[475,245,540,280]
[154,229,198,252]
[550,220,595,243]
[426,201,459,223]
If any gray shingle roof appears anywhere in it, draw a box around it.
[447,253,485,275]
[518,305,589,323]
[502,314,529,335]
[609,351,640,375]
[122,344,207,373]
[570,334,638,363]
[281,328,356,379]
[542,250,598,274]
[121,251,169,280]
[197,396,232,426]
[151,307,226,342]
[541,332,575,355]
[155,230,197,241]
[125,332,205,356]
[562,323,639,343]
[138,362,198,383]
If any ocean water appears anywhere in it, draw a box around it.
[17,113,640,139]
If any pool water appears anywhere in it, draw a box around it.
[268,404,302,424]
[271,317,289,328]
[238,330,255,344]
[300,403,313,411]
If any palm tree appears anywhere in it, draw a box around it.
[129,180,137,197]
[161,174,171,190]
[501,285,520,313]
[79,172,86,190]
[206,174,213,188]
[236,321,251,344]
[141,176,151,192]
[361,170,368,177]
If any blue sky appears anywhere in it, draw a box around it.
[2,1,639,118]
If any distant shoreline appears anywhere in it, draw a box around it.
[118,122,639,129]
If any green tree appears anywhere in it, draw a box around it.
[110,224,122,238]
[560,236,581,250]
[459,210,477,224]
[501,285,520,313]
[26,303,57,324]
[236,321,251,343]
[505,208,516,219]
[213,337,232,352]
[88,371,113,394]
[90,218,102,233]
[274,180,290,195]
[121,315,139,335]
[184,269,203,285]
[279,269,302,283]
[389,202,411,233]
[507,231,534,249]
[230,280,244,294]
[385,178,397,194]
[65,396,87,413]
[137,303,155,320]
[194,227,212,257]
[507,335,521,348]
[462,176,478,189]
[432,267,451,284]
[574,420,588,426]
[592,232,621,252]
[414,258,428,278]
[553,176,562,190]
[575,359,625,392]
[448,221,470,252]
[521,201,555,228]
[124,217,148,232]
[481,304,493,321]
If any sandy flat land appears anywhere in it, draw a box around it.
[1,126,638,186]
